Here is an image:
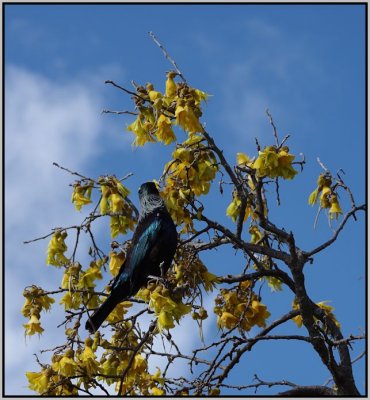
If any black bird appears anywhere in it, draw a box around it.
[85,182,177,333]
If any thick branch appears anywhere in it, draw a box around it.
[278,385,336,396]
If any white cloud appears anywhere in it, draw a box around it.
[5,65,107,395]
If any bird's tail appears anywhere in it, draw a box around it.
[85,295,118,334]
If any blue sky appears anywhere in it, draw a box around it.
[4,3,366,396]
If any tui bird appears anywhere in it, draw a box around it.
[85,182,177,333]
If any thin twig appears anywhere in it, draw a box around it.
[148,31,187,83]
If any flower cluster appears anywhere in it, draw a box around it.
[46,231,69,267]
[292,299,340,329]
[22,285,55,336]
[26,366,77,395]
[308,173,343,219]
[226,192,257,223]
[172,248,219,293]
[71,181,94,211]
[136,282,191,331]
[99,176,136,237]
[99,324,166,395]
[253,146,297,180]
[162,133,218,233]
[59,260,104,311]
[127,71,208,146]
[214,281,270,332]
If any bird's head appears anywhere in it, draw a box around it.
[138,182,160,199]
[138,182,165,217]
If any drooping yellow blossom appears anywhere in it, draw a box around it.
[98,177,135,237]
[193,88,209,105]
[71,182,93,211]
[316,301,341,328]
[46,231,69,267]
[23,314,44,336]
[109,250,125,277]
[214,282,270,332]
[292,299,340,328]
[253,146,297,180]
[175,100,204,133]
[146,82,162,102]
[136,283,191,331]
[26,369,51,394]
[151,387,165,396]
[78,337,100,376]
[218,311,239,329]
[127,107,156,146]
[192,307,209,321]
[308,173,341,214]
[174,249,219,292]
[319,186,331,209]
[110,193,124,213]
[226,193,257,223]
[60,291,82,310]
[156,114,176,145]
[77,261,103,290]
[106,301,132,324]
[236,152,254,167]
[249,225,263,244]
[165,71,177,98]
[22,286,55,318]
[329,194,343,219]
[162,133,218,232]
[52,348,78,378]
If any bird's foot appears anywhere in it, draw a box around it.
[147,275,169,289]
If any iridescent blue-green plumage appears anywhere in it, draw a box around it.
[85,182,177,333]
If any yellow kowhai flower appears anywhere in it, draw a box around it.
[226,194,256,223]
[308,188,319,205]
[22,286,55,317]
[26,369,52,394]
[249,225,263,244]
[175,100,204,134]
[146,82,162,102]
[110,193,124,213]
[127,110,156,147]
[320,186,331,209]
[193,88,209,105]
[174,249,218,292]
[165,71,177,98]
[217,311,238,330]
[23,314,44,336]
[329,194,343,220]
[292,299,340,328]
[46,231,69,267]
[78,338,100,376]
[253,146,297,180]
[140,285,191,331]
[60,291,82,310]
[317,301,341,328]
[110,215,135,238]
[308,173,333,206]
[247,300,271,328]
[151,387,165,396]
[156,114,176,145]
[52,349,78,378]
[109,250,125,277]
[215,284,270,332]
[106,301,132,323]
[71,183,93,211]
[77,262,103,289]
[237,152,254,167]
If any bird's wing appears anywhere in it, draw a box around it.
[111,218,162,290]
